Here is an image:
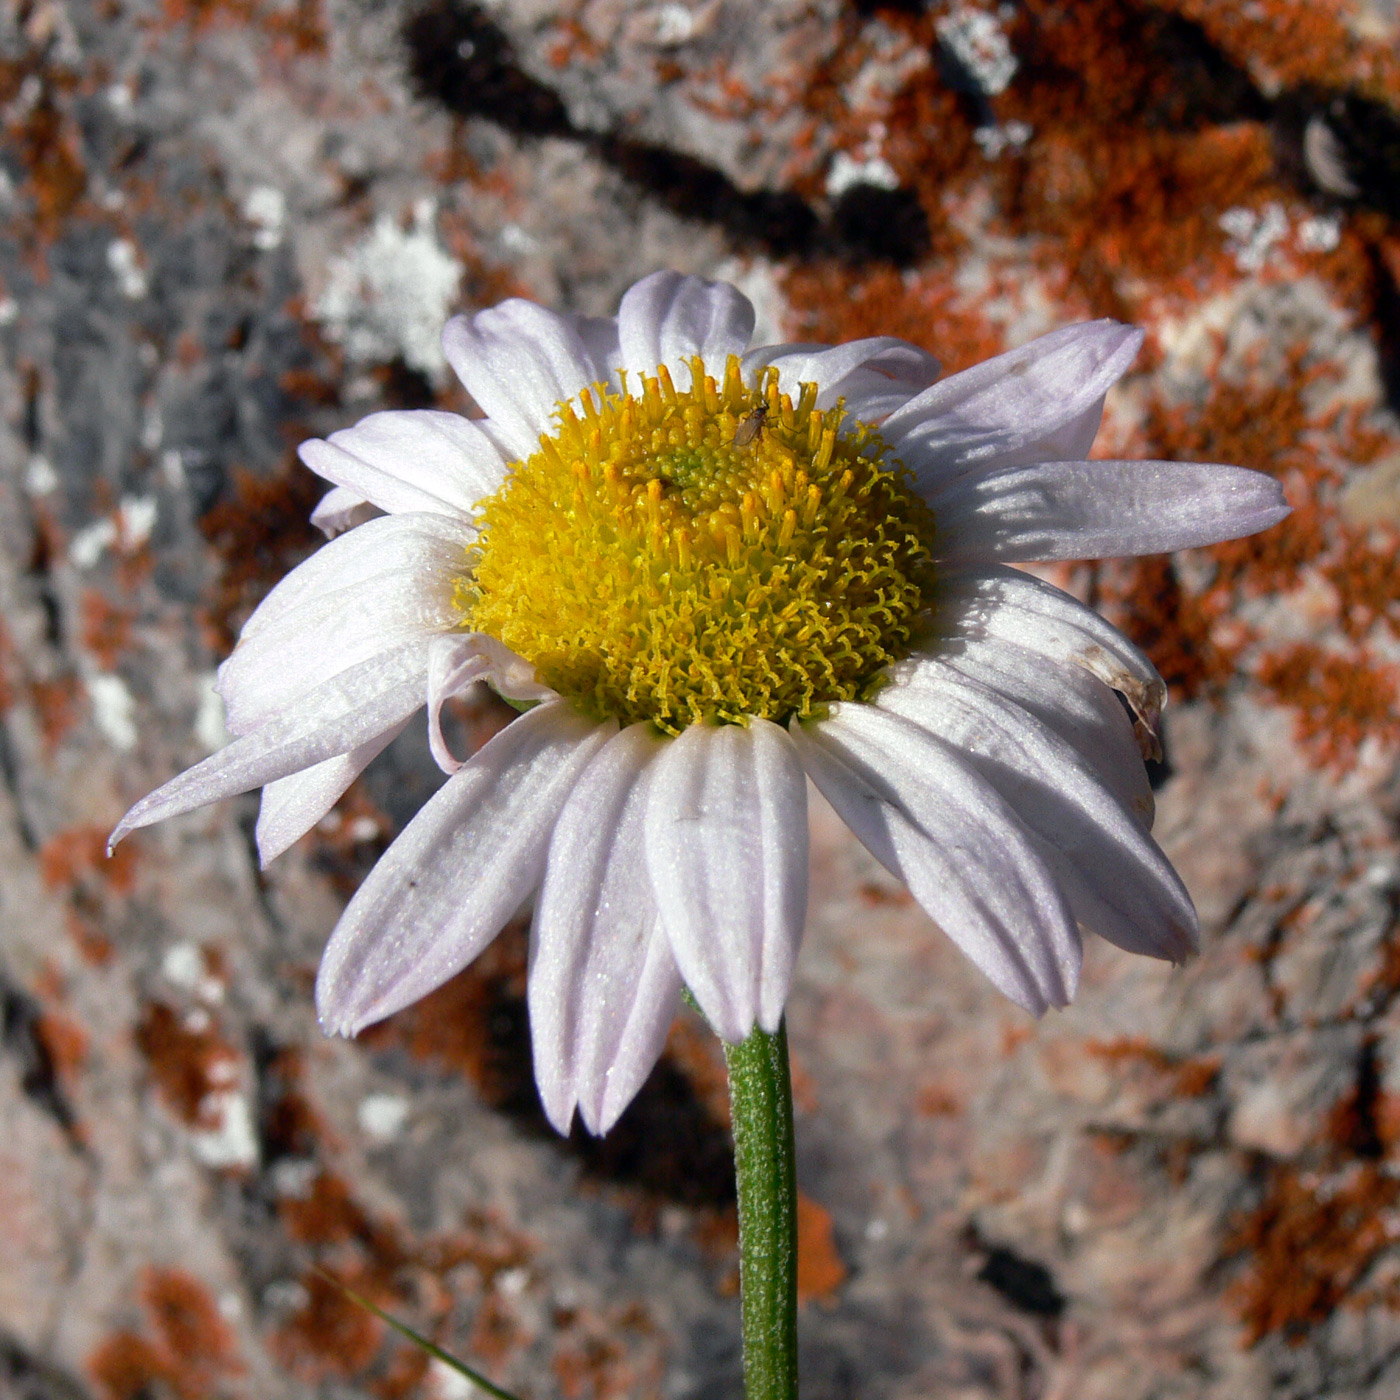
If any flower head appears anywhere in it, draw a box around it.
[112,272,1289,1136]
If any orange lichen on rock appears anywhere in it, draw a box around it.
[1085,1036,1222,1097]
[79,591,137,670]
[199,462,324,652]
[133,1000,239,1126]
[1257,643,1400,769]
[39,824,138,895]
[795,1192,846,1304]
[1154,0,1400,108]
[88,1267,243,1400]
[1228,1162,1400,1344]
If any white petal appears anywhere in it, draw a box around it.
[876,674,1197,961]
[932,459,1291,564]
[529,723,681,1134]
[298,410,509,521]
[218,524,464,736]
[791,705,1080,1013]
[442,302,615,461]
[895,638,1155,829]
[316,703,613,1035]
[934,565,1166,747]
[618,271,755,389]
[255,721,407,865]
[742,337,941,420]
[883,321,1144,493]
[310,485,379,538]
[110,643,432,848]
[426,632,554,774]
[644,719,808,1042]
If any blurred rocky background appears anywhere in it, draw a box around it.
[4,0,1400,1396]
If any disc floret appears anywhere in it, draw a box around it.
[464,354,938,733]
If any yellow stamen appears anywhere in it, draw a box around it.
[463,354,938,733]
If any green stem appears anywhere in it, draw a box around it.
[724,1020,799,1400]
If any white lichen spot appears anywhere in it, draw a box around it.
[428,1359,486,1400]
[316,203,462,380]
[243,185,286,251]
[162,941,225,1002]
[106,238,148,299]
[1298,213,1343,254]
[498,222,539,256]
[357,1092,410,1141]
[936,8,1018,95]
[826,150,900,198]
[1219,203,1289,273]
[24,454,58,496]
[118,494,158,550]
[0,296,18,324]
[973,119,1032,160]
[195,673,229,752]
[88,673,138,750]
[191,1091,258,1169]
[69,518,119,568]
[161,449,186,489]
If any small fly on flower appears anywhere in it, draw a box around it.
[733,402,769,447]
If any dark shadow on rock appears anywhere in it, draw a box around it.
[363,926,737,1210]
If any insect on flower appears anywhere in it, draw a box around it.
[732,401,769,447]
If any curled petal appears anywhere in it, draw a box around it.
[310,485,380,538]
[645,718,808,1042]
[618,271,755,390]
[317,703,615,1036]
[426,632,555,774]
[792,706,1080,1013]
[931,458,1291,564]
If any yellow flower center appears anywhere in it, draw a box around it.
[463,355,938,733]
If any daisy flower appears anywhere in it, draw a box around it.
[112,272,1288,1136]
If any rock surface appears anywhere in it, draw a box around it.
[3,1,1400,1397]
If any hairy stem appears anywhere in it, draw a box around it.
[725,1020,799,1400]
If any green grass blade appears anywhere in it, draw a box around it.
[311,1267,522,1400]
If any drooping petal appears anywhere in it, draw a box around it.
[426,632,555,774]
[893,638,1155,829]
[255,721,408,866]
[931,458,1291,565]
[298,410,510,521]
[644,718,808,1042]
[442,301,616,461]
[310,485,380,538]
[529,723,681,1135]
[316,703,614,1036]
[882,321,1144,494]
[876,674,1197,961]
[218,520,465,736]
[742,337,942,420]
[110,643,433,848]
[791,705,1080,1013]
[618,271,755,390]
[933,565,1167,748]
